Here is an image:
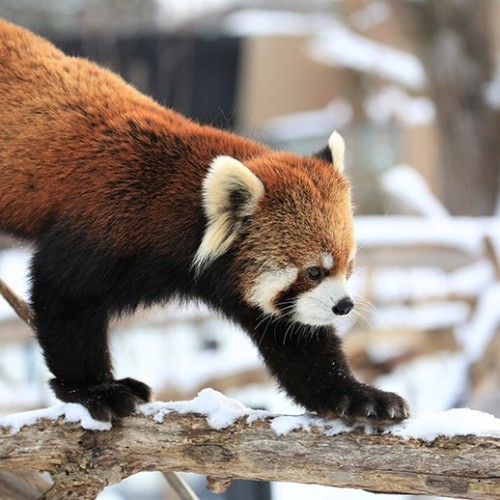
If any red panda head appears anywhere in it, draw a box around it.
[195,131,356,326]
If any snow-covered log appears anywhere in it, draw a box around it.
[0,391,499,500]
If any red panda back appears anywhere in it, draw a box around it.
[0,19,267,246]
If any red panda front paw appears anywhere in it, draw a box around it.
[322,384,410,426]
[50,377,153,422]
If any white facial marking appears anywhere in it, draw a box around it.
[321,252,334,270]
[248,267,298,315]
[294,277,351,326]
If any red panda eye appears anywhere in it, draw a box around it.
[307,266,322,280]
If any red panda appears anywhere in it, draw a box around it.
[0,19,409,424]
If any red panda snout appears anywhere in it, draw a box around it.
[332,296,354,316]
[293,276,353,325]
[245,263,355,326]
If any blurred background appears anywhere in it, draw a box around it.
[0,1,499,499]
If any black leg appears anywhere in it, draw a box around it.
[247,316,409,425]
[30,240,152,421]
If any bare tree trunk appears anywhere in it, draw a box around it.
[400,0,500,216]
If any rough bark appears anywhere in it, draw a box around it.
[0,411,498,499]
[399,0,500,216]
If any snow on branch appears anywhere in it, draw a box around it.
[1,390,499,500]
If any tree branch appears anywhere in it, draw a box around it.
[0,278,33,326]
[0,408,498,499]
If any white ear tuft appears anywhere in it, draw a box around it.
[328,131,345,173]
[194,156,265,272]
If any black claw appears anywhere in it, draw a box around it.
[324,385,410,425]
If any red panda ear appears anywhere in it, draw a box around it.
[328,131,345,173]
[314,131,345,173]
[193,156,265,271]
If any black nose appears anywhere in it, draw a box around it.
[332,297,354,316]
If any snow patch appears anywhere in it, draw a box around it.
[309,22,425,90]
[142,389,500,441]
[222,9,425,89]
[373,302,470,331]
[369,261,494,304]
[0,403,112,433]
[366,87,435,127]
[140,388,270,430]
[389,408,500,441]
[264,98,353,141]
[381,164,447,217]
[2,389,499,442]
[141,389,355,435]
[355,216,500,256]
[222,9,331,37]
[271,406,500,441]
[271,414,354,436]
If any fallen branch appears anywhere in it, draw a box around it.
[0,405,499,500]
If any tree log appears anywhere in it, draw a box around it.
[0,409,498,499]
